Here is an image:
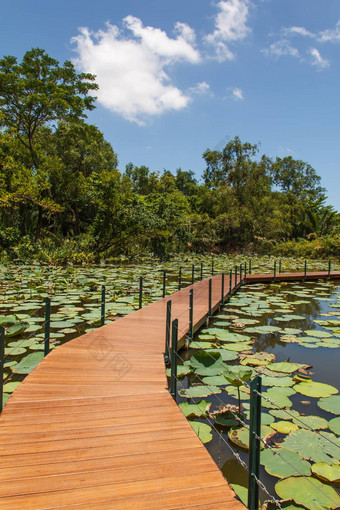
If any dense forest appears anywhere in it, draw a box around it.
[0,48,339,263]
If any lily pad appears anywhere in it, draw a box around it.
[13,352,44,374]
[267,362,302,374]
[329,417,340,435]
[189,421,213,443]
[229,425,274,450]
[279,429,335,463]
[275,476,340,510]
[261,448,311,478]
[270,421,299,434]
[318,395,340,415]
[312,462,340,483]
[294,381,338,398]
[178,385,222,398]
[179,400,211,418]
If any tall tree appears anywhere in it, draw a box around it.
[0,48,98,238]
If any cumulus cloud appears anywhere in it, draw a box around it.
[232,87,244,100]
[71,17,201,124]
[262,39,300,59]
[309,48,330,69]
[205,0,251,61]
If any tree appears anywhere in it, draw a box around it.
[0,48,98,238]
[203,136,259,194]
[271,156,326,208]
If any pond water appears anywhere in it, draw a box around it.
[1,255,335,402]
[175,280,340,509]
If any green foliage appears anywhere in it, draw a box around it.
[0,48,338,260]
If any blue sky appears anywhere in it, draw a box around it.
[1,0,340,210]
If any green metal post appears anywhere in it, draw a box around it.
[249,259,252,274]
[189,289,193,340]
[170,319,178,401]
[248,375,262,510]
[240,264,243,285]
[279,259,282,273]
[162,270,166,298]
[304,260,307,281]
[200,262,203,280]
[328,260,331,278]
[101,285,105,327]
[208,279,212,317]
[235,266,238,288]
[164,300,171,364]
[44,297,50,357]
[191,264,195,285]
[244,262,247,283]
[139,276,143,309]
[211,259,214,276]
[229,270,232,296]
[178,267,182,290]
[0,326,4,413]
[273,260,277,282]
[221,273,225,305]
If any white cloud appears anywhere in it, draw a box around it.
[263,39,300,58]
[71,18,201,125]
[309,48,330,69]
[282,26,315,38]
[205,0,251,61]
[188,82,212,95]
[232,87,244,100]
[318,20,340,43]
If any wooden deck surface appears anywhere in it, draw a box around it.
[0,270,339,509]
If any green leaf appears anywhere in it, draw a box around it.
[5,322,27,337]
[312,462,340,483]
[329,417,340,435]
[270,421,299,434]
[229,425,274,450]
[266,362,302,374]
[318,395,340,415]
[13,352,44,374]
[261,448,311,478]
[275,476,340,510]
[279,429,335,463]
[178,385,222,398]
[189,421,213,443]
[294,381,338,398]
[230,484,248,506]
[179,400,211,418]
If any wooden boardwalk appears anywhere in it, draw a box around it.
[0,270,339,509]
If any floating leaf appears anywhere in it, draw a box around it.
[178,385,222,398]
[329,417,340,435]
[229,425,274,450]
[230,484,248,506]
[294,381,338,398]
[202,375,228,386]
[312,462,340,483]
[279,429,335,463]
[179,400,211,418]
[5,323,27,337]
[275,476,340,510]
[13,352,45,374]
[303,329,332,338]
[244,325,282,334]
[189,421,213,443]
[3,381,20,393]
[318,395,340,415]
[270,421,299,434]
[267,362,302,374]
[261,448,311,478]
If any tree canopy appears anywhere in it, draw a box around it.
[0,48,339,262]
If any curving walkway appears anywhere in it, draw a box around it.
[0,274,245,509]
[0,270,339,509]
